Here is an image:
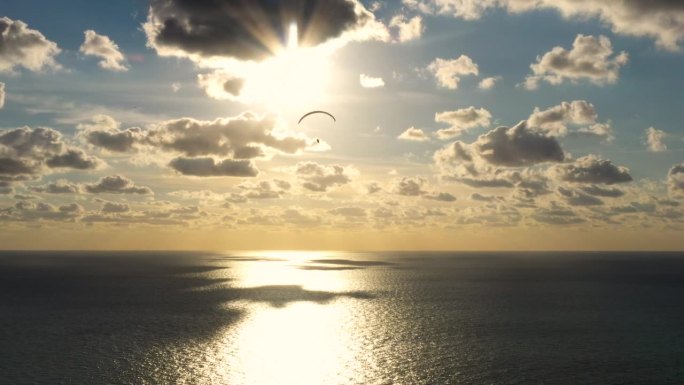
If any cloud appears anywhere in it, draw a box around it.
[0,17,61,73]
[45,149,102,170]
[456,204,522,227]
[360,74,385,88]
[77,115,143,153]
[0,126,103,186]
[169,157,259,177]
[532,204,586,225]
[146,114,309,157]
[646,127,667,152]
[84,175,153,194]
[0,201,82,222]
[551,155,633,185]
[329,207,366,217]
[469,193,501,202]
[404,0,496,20]
[574,123,614,142]
[394,177,426,196]
[197,71,245,100]
[79,30,128,71]
[143,0,387,64]
[389,14,424,42]
[80,113,312,176]
[524,35,628,89]
[406,1,684,51]
[424,192,457,202]
[435,106,492,139]
[478,76,500,90]
[474,121,566,167]
[0,82,5,109]
[427,55,479,89]
[669,163,684,193]
[30,180,81,194]
[528,100,597,136]
[101,202,130,213]
[580,185,625,198]
[296,162,352,192]
[557,186,604,206]
[239,180,290,199]
[398,127,429,142]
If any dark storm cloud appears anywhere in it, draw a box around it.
[169,157,259,177]
[474,121,566,167]
[144,0,378,61]
[84,175,153,195]
[552,155,633,185]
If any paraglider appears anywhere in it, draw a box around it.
[298,110,336,125]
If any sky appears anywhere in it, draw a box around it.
[1,0,683,251]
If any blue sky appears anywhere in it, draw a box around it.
[1,0,683,250]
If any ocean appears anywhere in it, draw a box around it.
[1,251,683,384]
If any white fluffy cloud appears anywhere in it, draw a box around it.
[79,30,128,71]
[646,127,667,152]
[360,74,385,88]
[197,70,245,100]
[527,100,614,141]
[0,82,5,109]
[427,55,479,89]
[435,106,492,139]
[389,14,424,43]
[524,35,628,89]
[0,17,61,73]
[478,76,500,90]
[398,127,430,142]
[406,0,684,51]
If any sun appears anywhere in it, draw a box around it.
[241,23,333,112]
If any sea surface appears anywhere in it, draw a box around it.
[1,251,684,384]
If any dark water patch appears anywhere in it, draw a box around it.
[298,265,362,271]
[0,252,374,384]
[308,258,394,267]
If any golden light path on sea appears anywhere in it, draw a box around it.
[201,251,374,384]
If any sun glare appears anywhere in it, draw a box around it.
[240,23,332,111]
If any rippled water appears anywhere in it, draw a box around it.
[1,251,684,384]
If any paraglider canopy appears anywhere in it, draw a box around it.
[298,110,336,125]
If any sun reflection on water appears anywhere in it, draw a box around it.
[210,251,372,384]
